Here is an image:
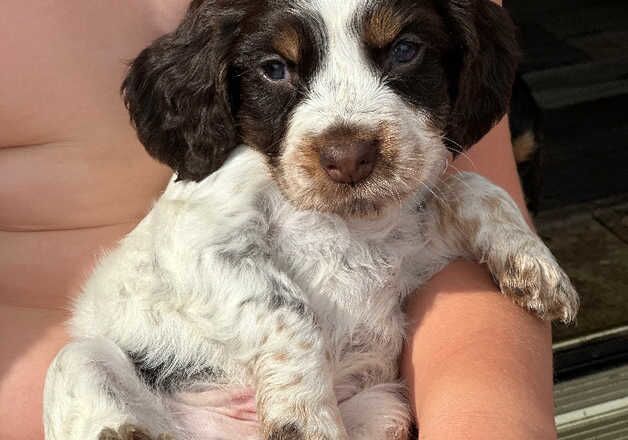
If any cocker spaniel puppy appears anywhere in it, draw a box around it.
[44,1,578,439]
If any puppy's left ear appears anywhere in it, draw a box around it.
[122,3,243,181]
[443,0,519,151]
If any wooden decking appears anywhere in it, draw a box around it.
[536,196,628,343]
[555,363,628,439]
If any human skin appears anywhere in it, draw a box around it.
[401,118,557,440]
[0,1,555,439]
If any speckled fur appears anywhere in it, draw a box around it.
[44,149,577,439]
[43,0,577,438]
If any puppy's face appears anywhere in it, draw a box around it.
[123,0,518,217]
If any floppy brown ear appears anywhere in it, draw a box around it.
[442,0,519,152]
[122,2,244,181]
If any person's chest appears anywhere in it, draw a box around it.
[0,0,190,306]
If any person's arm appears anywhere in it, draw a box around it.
[401,118,557,439]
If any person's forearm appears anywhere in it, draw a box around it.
[402,261,556,439]
[402,115,557,439]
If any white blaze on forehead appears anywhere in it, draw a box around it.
[289,0,402,136]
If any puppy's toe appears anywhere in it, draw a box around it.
[98,424,174,440]
[266,423,305,439]
[386,424,411,440]
[98,428,122,440]
[498,247,579,323]
[118,424,154,440]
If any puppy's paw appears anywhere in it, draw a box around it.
[494,241,579,323]
[98,424,174,440]
[385,425,411,440]
[266,423,305,439]
[264,421,346,440]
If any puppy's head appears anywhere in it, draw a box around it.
[123,0,518,217]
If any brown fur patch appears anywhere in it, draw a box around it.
[298,341,314,350]
[98,428,121,440]
[286,373,304,387]
[512,130,538,163]
[363,6,403,48]
[273,351,289,362]
[276,315,287,332]
[261,332,270,345]
[266,423,304,440]
[273,26,301,64]
[431,177,488,255]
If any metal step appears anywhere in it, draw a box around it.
[555,364,628,439]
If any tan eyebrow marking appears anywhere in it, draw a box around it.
[273,25,301,63]
[363,6,404,48]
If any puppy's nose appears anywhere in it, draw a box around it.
[319,139,378,184]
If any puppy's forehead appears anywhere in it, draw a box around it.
[287,0,401,129]
[251,0,433,64]
[305,0,424,42]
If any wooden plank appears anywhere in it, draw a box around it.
[517,22,590,72]
[595,202,628,244]
[533,79,628,109]
[523,59,628,109]
[537,203,628,342]
[505,0,604,18]
[524,59,628,91]
[506,0,627,38]
[533,93,628,209]
[539,3,628,40]
[569,30,628,60]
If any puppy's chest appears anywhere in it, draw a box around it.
[270,209,426,338]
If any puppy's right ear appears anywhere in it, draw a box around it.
[441,0,519,152]
[122,2,243,181]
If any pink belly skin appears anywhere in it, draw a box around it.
[166,387,259,440]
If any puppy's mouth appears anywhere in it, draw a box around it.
[274,124,430,218]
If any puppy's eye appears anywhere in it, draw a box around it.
[390,40,421,65]
[261,59,289,81]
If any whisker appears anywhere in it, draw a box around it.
[440,135,477,169]
[420,181,447,209]
[444,164,474,193]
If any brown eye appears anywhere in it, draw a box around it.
[261,59,289,81]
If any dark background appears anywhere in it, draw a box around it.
[505,0,628,210]
[504,0,628,390]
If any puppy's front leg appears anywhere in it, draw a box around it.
[426,172,579,322]
[219,261,348,440]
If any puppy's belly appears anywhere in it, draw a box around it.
[164,383,363,439]
[166,386,259,440]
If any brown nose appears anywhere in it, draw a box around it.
[319,139,378,184]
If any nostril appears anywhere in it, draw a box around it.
[318,133,380,184]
